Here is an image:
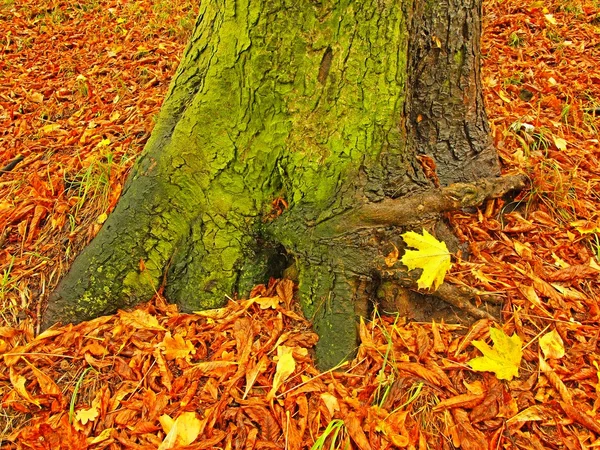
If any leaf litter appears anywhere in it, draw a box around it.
[1,0,600,448]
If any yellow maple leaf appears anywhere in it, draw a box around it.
[468,328,522,381]
[267,346,296,400]
[400,229,452,290]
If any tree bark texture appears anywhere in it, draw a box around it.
[44,0,500,370]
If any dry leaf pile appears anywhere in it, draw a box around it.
[1,0,600,448]
[0,0,197,326]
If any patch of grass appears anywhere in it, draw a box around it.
[507,31,526,47]
[555,0,584,15]
[0,0,15,11]
[546,29,564,44]
[592,234,600,263]
[530,128,552,153]
[582,92,600,134]
[503,71,524,87]
[370,309,401,408]
[310,419,346,450]
[560,102,572,125]
[0,257,18,323]
[69,367,92,424]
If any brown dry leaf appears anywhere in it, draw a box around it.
[27,362,61,396]
[276,278,295,308]
[506,405,552,427]
[433,393,487,411]
[517,283,552,317]
[452,408,487,450]
[119,309,165,331]
[153,347,173,390]
[377,409,410,448]
[548,265,599,282]
[345,413,372,450]
[184,360,238,378]
[538,355,572,403]
[161,332,195,360]
[9,368,41,407]
[385,243,399,267]
[243,355,268,400]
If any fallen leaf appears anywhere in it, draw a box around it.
[87,428,115,445]
[10,368,41,407]
[385,243,399,267]
[161,332,195,360]
[255,297,280,309]
[267,346,296,400]
[468,328,522,381]
[539,329,565,360]
[76,406,99,425]
[570,220,600,234]
[544,13,557,25]
[553,136,567,150]
[158,412,201,449]
[244,355,268,400]
[119,309,165,331]
[41,124,61,134]
[30,92,44,103]
[320,392,340,416]
[401,229,451,290]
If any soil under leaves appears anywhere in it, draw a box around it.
[1,0,600,448]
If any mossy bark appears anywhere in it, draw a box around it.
[44,0,500,370]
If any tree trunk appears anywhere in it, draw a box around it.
[43,0,507,369]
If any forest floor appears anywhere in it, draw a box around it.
[1,0,599,448]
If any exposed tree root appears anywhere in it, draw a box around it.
[365,173,527,321]
[326,173,527,235]
[379,269,499,321]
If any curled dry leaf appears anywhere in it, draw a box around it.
[539,329,565,360]
[267,346,296,400]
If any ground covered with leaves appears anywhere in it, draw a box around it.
[1,0,600,448]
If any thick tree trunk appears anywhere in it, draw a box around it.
[43,0,505,369]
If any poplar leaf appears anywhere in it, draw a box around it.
[468,328,522,381]
[400,229,452,290]
[539,329,565,360]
